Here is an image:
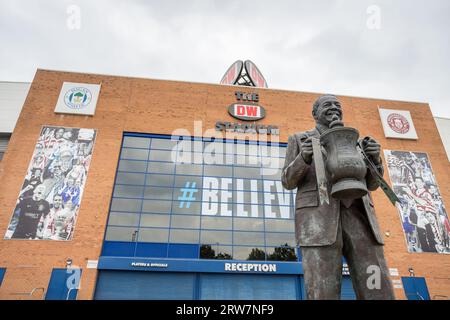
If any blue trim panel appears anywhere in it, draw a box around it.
[98,256,303,275]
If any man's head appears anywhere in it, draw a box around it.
[414,177,425,189]
[53,194,63,209]
[33,184,46,201]
[312,95,343,128]
[55,128,65,139]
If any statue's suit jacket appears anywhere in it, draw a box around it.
[281,128,385,247]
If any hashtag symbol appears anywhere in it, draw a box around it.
[178,182,198,209]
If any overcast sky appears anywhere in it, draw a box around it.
[1,0,449,118]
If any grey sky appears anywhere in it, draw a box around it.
[1,0,449,117]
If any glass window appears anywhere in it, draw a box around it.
[121,148,149,160]
[108,212,140,227]
[201,216,232,230]
[113,185,144,198]
[142,200,172,214]
[170,215,200,229]
[118,160,148,173]
[151,139,178,150]
[169,229,199,244]
[233,231,265,246]
[200,230,232,245]
[265,232,296,247]
[123,136,150,149]
[203,165,233,177]
[149,150,175,162]
[147,162,175,174]
[110,198,142,212]
[144,186,173,200]
[116,172,146,185]
[175,164,203,175]
[105,226,137,241]
[172,201,201,215]
[234,167,261,179]
[266,246,298,261]
[146,174,174,187]
[200,244,233,259]
[234,179,262,192]
[138,228,169,243]
[233,218,264,232]
[174,175,203,188]
[233,246,266,261]
[140,213,170,228]
[265,219,295,232]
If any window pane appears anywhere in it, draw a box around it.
[170,215,200,229]
[233,218,264,231]
[266,246,298,261]
[113,185,144,198]
[200,230,232,245]
[234,179,262,192]
[144,186,173,200]
[233,246,266,261]
[201,216,232,230]
[261,168,281,180]
[139,228,169,243]
[233,232,265,246]
[172,201,201,215]
[110,198,142,212]
[200,244,233,259]
[140,214,170,228]
[265,219,295,232]
[116,172,145,185]
[105,226,137,241]
[265,232,296,247]
[149,150,174,162]
[146,174,174,187]
[203,165,232,177]
[118,160,147,173]
[123,136,150,149]
[175,164,203,175]
[142,200,171,214]
[147,162,175,174]
[169,229,199,244]
[174,175,203,188]
[151,139,178,150]
[108,212,140,227]
[121,148,149,160]
[234,167,261,179]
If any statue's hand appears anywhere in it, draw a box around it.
[300,136,313,164]
[362,136,381,164]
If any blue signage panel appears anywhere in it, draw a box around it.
[98,256,303,275]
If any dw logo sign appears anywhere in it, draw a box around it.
[228,103,266,121]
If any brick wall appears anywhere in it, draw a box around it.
[0,69,448,299]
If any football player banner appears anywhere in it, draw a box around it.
[384,150,450,254]
[4,126,97,241]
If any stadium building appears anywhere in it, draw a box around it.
[0,63,449,300]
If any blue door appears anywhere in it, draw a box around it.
[402,277,430,300]
[45,268,82,300]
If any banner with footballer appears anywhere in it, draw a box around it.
[385,150,450,254]
[4,126,97,241]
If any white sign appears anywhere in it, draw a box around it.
[224,263,277,272]
[86,260,98,269]
[54,82,101,115]
[379,108,418,139]
[389,268,399,276]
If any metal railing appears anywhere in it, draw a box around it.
[11,287,45,299]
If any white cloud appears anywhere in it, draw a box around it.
[0,0,449,117]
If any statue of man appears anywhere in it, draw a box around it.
[281,94,395,299]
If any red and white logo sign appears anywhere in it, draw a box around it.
[387,113,410,134]
[228,103,265,121]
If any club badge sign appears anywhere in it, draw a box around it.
[54,82,101,116]
[379,108,418,139]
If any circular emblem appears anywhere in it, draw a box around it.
[64,87,92,110]
[387,113,410,134]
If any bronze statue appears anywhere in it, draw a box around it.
[282,94,395,299]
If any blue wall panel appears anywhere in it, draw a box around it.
[45,268,82,300]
